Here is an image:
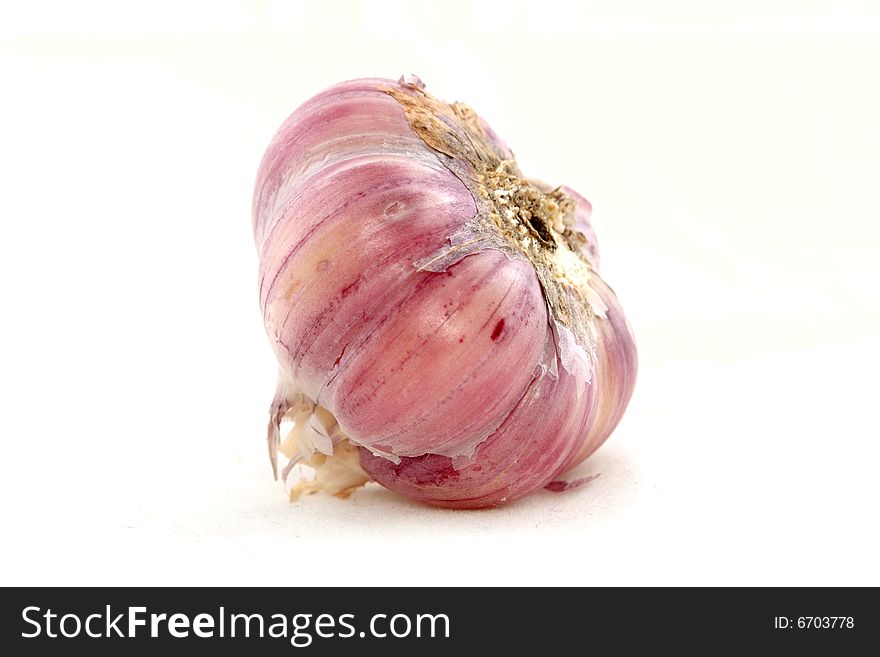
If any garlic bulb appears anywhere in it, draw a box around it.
[252,76,637,508]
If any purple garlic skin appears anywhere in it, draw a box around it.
[252,77,637,508]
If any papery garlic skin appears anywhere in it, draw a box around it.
[253,77,636,508]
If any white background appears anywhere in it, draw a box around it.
[2,0,878,586]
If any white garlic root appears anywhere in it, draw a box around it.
[275,395,370,501]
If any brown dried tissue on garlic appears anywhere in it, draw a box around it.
[382,84,603,355]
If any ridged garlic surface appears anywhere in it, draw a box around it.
[252,76,637,508]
